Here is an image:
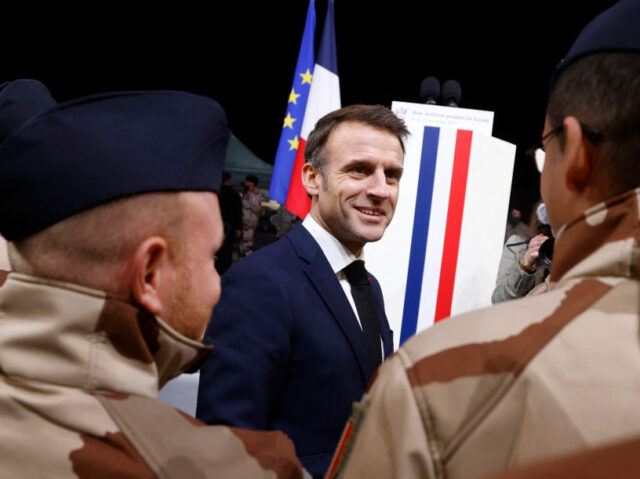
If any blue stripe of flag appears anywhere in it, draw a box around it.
[400,126,440,345]
[316,0,338,74]
[269,0,316,204]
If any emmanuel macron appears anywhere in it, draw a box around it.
[196,104,408,477]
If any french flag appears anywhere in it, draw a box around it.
[285,0,341,218]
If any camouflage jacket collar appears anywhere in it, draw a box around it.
[0,273,211,396]
[551,187,640,284]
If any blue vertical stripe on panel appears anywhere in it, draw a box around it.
[400,126,440,345]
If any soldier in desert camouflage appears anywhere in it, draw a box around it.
[327,1,640,478]
[0,80,309,478]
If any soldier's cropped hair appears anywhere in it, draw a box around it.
[304,104,409,180]
[547,52,640,194]
[8,192,188,292]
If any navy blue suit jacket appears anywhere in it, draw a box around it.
[196,223,393,476]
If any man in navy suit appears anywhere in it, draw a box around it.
[196,104,408,477]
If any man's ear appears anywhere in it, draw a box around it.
[301,162,322,197]
[126,236,172,315]
[562,116,593,193]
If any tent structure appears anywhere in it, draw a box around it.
[224,134,273,190]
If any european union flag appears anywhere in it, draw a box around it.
[269,0,316,205]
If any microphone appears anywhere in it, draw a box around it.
[538,238,555,267]
[442,79,461,107]
[420,76,440,105]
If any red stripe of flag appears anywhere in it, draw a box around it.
[285,138,311,217]
[434,129,473,323]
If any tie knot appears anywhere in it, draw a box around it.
[343,260,369,285]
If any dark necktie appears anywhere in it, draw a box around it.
[343,260,382,367]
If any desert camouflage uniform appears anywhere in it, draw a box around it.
[0,271,308,479]
[327,187,640,479]
[482,435,640,479]
[242,189,261,255]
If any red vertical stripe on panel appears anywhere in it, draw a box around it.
[434,130,473,323]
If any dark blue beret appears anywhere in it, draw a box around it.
[0,83,230,240]
[552,0,640,87]
[0,79,57,142]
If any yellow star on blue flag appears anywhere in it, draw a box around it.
[288,135,299,151]
[283,113,296,129]
[289,89,301,105]
[300,69,313,85]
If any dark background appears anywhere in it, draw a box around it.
[4,1,615,221]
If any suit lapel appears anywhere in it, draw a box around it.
[287,224,376,382]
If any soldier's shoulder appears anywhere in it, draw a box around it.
[93,392,307,478]
[400,291,565,366]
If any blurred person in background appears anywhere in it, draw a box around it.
[241,174,261,256]
[492,201,553,303]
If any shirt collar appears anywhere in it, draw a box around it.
[302,214,364,274]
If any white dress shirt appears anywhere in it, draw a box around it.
[302,214,367,329]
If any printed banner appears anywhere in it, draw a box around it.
[365,102,515,348]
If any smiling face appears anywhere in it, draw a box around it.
[306,121,404,255]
